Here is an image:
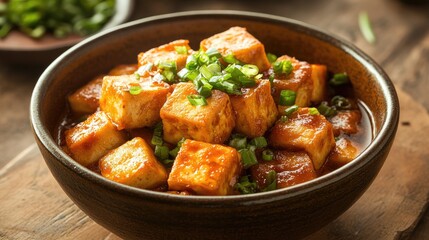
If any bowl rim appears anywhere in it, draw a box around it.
[30,10,399,205]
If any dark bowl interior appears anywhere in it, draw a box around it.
[30,11,399,240]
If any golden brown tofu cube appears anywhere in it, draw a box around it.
[271,55,313,107]
[330,110,361,136]
[310,64,328,104]
[68,75,103,115]
[160,83,235,144]
[251,151,317,189]
[65,111,127,167]
[100,75,171,130]
[168,139,242,196]
[269,108,335,170]
[99,137,168,189]
[200,26,271,71]
[230,80,278,138]
[137,39,191,70]
[108,64,139,76]
[327,138,360,168]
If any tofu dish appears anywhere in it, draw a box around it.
[59,27,373,196]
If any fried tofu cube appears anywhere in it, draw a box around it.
[67,64,139,116]
[160,83,235,144]
[137,39,192,70]
[108,64,138,76]
[251,151,317,189]
[99,137,168,189]
[310,64,328,104]
[268,108,335,170]
[327,138,360,168]
[230,80,278,138]
[330,110,361,136]
[68,75,103,115]
[271,55,313,107]
[65,111,127,167]
[168,139,242,195]
[200,26,271,71]
[100,75,171,130]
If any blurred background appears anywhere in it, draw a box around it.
[0,0,428,239]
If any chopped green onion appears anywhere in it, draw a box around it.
[196,79,213,98]
[329,73,349,86]
[136,63,153,76]
[241,64,259,77]
[262,149,274,161]
[228,135,248,150]
[317,101,337,117]
[207,63,222,74]
[255,73,263,80]
[262,170,277,192]
[199,65,214,79]
[186,55,199,70]
[154,145,169,160]
[169,138,185,158]
[239,148,258,169]
[161,159,175,167]
[359,11,376,44]
[134,72,141,80]
[223,54,241,64]
[308,107,320,115]
[250,136,268,148]
[129,85,142,95]
[284,105,299,116]
[158,61,177,71]
[205,48,222,58]
[198,53,210,65]
[331,96,352,110]
[279,90,296,106]
[151,122,163,146]
[235,176,257,194]
[187,94,207,106]
[220,81,240,95]
[174,46,188,54]
[162,70,176,83]
[267,53,277,63]
[273,60,293,75]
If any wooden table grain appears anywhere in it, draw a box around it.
[1,0,428,239]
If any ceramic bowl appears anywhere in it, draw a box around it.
[30,11,399,240]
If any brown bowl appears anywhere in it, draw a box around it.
[30,11,399,240]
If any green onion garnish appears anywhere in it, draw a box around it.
[329,73,349,86]
[134,72,141,80]
[280,115,288,122]
[151,122,163,146]
[199,65,214,79]
[169,138,185,158]
[279,90,296,106]
[154,145,169,160]
[187,94,208,106]
[186,55,199,70]
[228,135,248,150]
[331,96,352,110]
[262,149,274,161]
[223,54,241,64]
[262,170,277,192]
[284,105,299,116]
[308,107,320,115]
[359,11,376,44]
[235,175,257,194]
[196,79,213,98]
[205,48,222,58]
[267,53,277,63]
[136,63,153,76]
[158,61,177,71]
[129,85,142,95]
[317,101,337,117]
[273,60,293,75]
[250,136,268,148]
[239,148,258,169]
[241,64,259,77]
[174,46,188,54]
[162,70,175,83]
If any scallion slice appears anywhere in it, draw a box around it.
[129,85,142,95]
[308,107,320,115]
[187,94,207,106]
[151,122,163,146]
[262,149,274,161]
[228,135,247,150]
[223,54,241,64]
[262,170,277,192]
[235,175,257,194]
[284,105,299,116]
[154,145,169,160]
[317,101,337,117]
[186,55,199,70]
[250,136,268,148]
[279,90,296,106]
[359,11,376,44]
[331,96,352,110]
[241,64,259,77]
[239,148,258,169]
[267,53,277,63]
[273,60,293,75]
[205,48,222,58]
[174,45,188,54]
[329,73,349,86]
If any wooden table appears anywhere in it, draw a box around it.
[1,0,428,239]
